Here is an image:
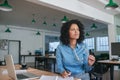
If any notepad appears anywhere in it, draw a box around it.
[1,69,27,75]
[40,75,74,80]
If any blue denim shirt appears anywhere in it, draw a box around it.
[56,43,92,76]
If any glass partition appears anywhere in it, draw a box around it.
[45,35,59,56]
[115,14,120,42]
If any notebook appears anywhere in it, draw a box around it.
[4,54,39,80]
[40,75,74,80]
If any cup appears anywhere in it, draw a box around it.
[21,63,27,69]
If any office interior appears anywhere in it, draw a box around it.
[0,0,120,80]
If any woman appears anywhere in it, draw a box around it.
[56,19,95,80]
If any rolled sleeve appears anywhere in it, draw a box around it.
[56,46,65,74]
[83,47,92,72]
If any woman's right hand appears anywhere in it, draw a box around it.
[61,71,71,78]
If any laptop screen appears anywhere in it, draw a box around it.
[4,55,17,80]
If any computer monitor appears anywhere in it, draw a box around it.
[111,42,120,57]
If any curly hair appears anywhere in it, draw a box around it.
[60,19,85,45]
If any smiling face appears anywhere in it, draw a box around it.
[69,24,80,40]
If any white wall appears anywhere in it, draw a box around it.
[115,15,120,37]
[87,28,108,37]
[115,14,120,26]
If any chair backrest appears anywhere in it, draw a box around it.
[92,62,109,74]
[90,53,110,75]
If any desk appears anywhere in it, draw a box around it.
[20,55,40,67]
[20,55,56,72]
[97,60,120,80]
[35,56,56,72]
[0,65,57,80]
[0,65,79,80]
[20,55,39,68]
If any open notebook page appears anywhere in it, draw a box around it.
[40,75,74,80]
[0,69,27,75]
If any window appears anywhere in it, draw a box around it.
[49,42,59,52]
[96,36,109,51]
[116,35,120,42]
[84,38,94,50]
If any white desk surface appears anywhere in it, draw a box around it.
[97,60,120,64]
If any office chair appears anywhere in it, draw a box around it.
[89,62,109,80]
[35,57,45,70]
[89,51,110,80]
[89,55,110,80]
[35,50,45,69]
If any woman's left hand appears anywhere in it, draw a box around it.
[88,55,95,66]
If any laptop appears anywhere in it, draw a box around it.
[4,54,39,80]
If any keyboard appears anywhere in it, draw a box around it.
[17,74,29,79]
[111,58,119,61]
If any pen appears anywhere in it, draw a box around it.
[63,66,71,76]
[63,65,71,77]
[55,76,58,80]
[66,71,71,76]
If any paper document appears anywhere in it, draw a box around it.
[15,70,27,74]
[40,75,74,80]
[0,69,8,75]
[0,69,27,75]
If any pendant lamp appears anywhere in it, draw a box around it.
[43,17,47,25]
[31,19,36,24]
[105,0,119,9]
[61,16,69,23]
[85,32,90,36]
[91,23,97,29]
[53,23,56,27]
[31,14,36,24]
[43,21,47,25]
[36,31,40,35]
[0,0,12,11]
[5,28,11,33]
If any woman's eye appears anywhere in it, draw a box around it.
[70,29,79,31]
[70,29,75,31]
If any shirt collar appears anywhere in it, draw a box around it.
[76,43,79,48]
[68,43,80,49]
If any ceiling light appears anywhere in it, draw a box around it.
[0,0,12,11]
[36,31,40,35]
[105,0,119,9]
[32,19,36,24]
[43,17,47,25]
[31,14,36,24]
[5,28,11,33]
[53,23,56,27]
[43,21,47,25]
[85,32,90,36]
[91,23,97,29]
[61,16,69,23]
